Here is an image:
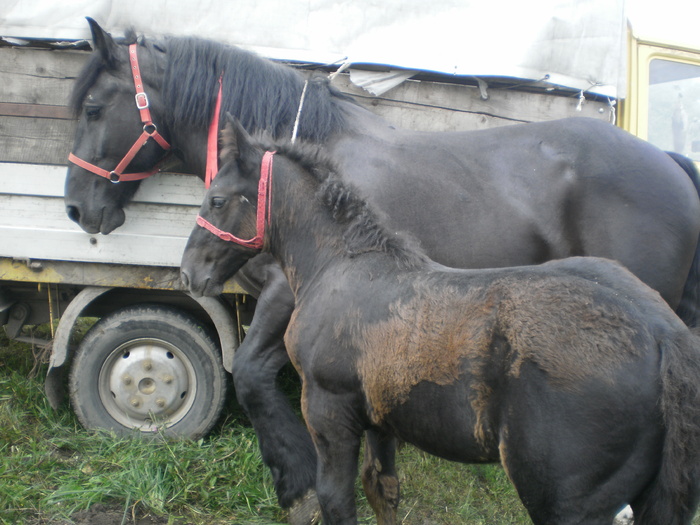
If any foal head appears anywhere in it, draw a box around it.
[181,116,266,296]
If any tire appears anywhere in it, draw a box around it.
[69,304,227,439]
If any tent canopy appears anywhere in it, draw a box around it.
[1,0,627,97]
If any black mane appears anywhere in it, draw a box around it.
[269,141,430,269]
[71,32,353,142]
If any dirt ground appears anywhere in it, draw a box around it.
[24,504,180,525]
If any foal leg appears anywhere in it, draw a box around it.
[305,390,364,525]
[361,429,399,525]
[232,264,320,524]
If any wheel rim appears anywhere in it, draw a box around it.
[98,338,198,432]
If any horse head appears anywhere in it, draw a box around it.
[65,18,171,234]
[181,115,265,296]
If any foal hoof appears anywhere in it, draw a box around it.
[288,489,321,525]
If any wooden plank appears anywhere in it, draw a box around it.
[0,163,205,205]
[0,221,193,268]
[0,47,87,106]
[0,102,72,119]
[133,173,206,206]
[0,257,184,290]
[0,163,66,196]
[0,115,76,164]
[0,257,243,293]
[0,48,84,165]
[333,74,612,132]
[0,193,200,235]
[0,172,205,267]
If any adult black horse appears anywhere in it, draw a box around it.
[180,121,700,525]
[65,19,700,524]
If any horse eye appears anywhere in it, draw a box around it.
[85,105,102,120]
[211,196,226,208]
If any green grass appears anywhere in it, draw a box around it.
[4,322,694,524]
[0,323,531,524]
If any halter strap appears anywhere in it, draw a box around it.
[205,75,224,189]
[68,43,171,183]
[196,151,275,250]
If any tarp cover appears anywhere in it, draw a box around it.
[1,0,626,97]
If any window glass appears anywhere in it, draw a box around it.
[647,58,700,161]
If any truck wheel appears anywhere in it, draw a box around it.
[69,304,227,439]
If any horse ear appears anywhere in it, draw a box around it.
[86,17,118,67]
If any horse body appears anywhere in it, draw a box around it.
[181,129,700,525]
[330,114,700,283]
[66,21,700,520]
[65,25,700,312]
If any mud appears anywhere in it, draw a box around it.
[24,503,182,525]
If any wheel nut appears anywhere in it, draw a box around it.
[143,361,152,371]
[156,398,166,408]
[123,375,132,385]
[163,375,173,384]
[130,398,141,408]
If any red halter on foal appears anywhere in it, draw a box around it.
[196,151,275,250]
[68,43,171,183]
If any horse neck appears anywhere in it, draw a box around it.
[158,36,381,177]
[171,125,209,177]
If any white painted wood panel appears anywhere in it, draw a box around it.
[0,163,206,267]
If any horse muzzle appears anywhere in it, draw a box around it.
[65,200,125,235]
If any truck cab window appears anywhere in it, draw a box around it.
[647,58,700,161]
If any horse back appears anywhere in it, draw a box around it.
[329,117,700,309]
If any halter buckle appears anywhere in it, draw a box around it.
[135,92,149,110]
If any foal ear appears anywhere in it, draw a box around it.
[221,113,261,174]
[86,17,118,68]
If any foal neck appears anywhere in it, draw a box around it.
[266,154,428,295]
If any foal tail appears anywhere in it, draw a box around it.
[668,151,700,327]
[634,329,700,524]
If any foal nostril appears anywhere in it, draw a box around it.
[66,205,81,224]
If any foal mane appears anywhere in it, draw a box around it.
[268,141,430,269]
[71,30,353,142]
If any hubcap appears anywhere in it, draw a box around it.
[99,338,197,432]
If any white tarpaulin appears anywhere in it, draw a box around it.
[1,0,626,97]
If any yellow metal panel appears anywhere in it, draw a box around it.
[622,31,700,170]
[0,257,244,294]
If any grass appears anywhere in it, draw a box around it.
[0,322,531,524]
[4,321,696,524]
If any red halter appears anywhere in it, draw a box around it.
[196,151,275,250]
[68,43,171,183]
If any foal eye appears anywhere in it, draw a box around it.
[85,105,102,120]
[211,197,226,208]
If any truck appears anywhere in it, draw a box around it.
[1,4,699,438]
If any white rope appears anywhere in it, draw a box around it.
[607,97,617,125]
[291,79,309,144]
[328,60,351,81]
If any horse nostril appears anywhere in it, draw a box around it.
[66,205,81,223]
[180,271,190,288]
